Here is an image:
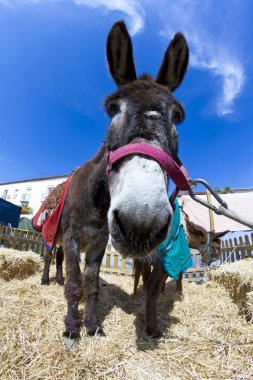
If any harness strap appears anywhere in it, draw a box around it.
[106,143,192,191]
[200,232,220,265]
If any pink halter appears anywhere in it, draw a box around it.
[106,142,192,207]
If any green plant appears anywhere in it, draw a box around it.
[214,186,234,194]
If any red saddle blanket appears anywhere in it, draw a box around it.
[32,173,75,250]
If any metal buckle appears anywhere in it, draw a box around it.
[188,179,228,212]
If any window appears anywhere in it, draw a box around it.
[21,194,31,202]
[13,189,19,199]
[47,186,55,194]
[21,186,32,203]
[41,185,55,202]
[2,189,8,199]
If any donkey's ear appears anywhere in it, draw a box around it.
[106,20,137,87]
[156,33,189,92]
[212,230,230,240]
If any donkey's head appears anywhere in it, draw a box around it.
[105,21,189,257]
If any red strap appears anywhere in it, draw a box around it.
[107,143,191,191]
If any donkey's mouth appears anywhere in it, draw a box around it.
[110,215,172,258]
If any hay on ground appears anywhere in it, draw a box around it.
[0,248,43,281]
[0,249,253,380]
[210,258,253,321]
[246,291,253,322]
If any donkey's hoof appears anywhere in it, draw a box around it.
[56,277,65,286]
[63,331,80,350]
[41,279,49,285]
[87,326,105,337]
[145,327,162,338]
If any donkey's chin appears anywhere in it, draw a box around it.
[110,220,171,258]
[111,238,162,258]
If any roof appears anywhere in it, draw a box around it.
[0,174,69,186]
[1,175,253,195]
[178,188,253,196]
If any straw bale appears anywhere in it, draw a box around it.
[210,259,253,321]
[246,291,253,322]
[0,248,43,281]
[0,255,253,380]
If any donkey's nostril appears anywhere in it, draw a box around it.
[113,210,127,238]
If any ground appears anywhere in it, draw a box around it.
[0,258,253,380]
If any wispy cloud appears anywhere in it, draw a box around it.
[0,0,145,35]
[74,0,145,35]
[155,0,246,116]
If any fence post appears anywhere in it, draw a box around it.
[234,237,240,261]
[239,236,245,259]
[244,235,251,258]
[229,239,234,262]
[11,229,19,250]
[4,227,11,248]
[207,191,215,231]
[225,240,229,262]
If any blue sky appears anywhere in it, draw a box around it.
[0,0,252,190]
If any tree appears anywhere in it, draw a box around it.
[20,205,33,215]
[214,186,234,194]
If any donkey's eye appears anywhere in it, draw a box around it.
[172,105,184,125]
[108,102,120,118]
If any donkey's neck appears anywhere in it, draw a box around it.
[79,143,110,216]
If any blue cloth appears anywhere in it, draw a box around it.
[0,198,22,228]
[156,198,193,280]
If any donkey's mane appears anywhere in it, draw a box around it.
[138,74,153,81]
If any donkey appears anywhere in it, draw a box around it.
[184,218,228,255]
[184,218,228,269]
[42,20,189,344]
[133,219,229,299]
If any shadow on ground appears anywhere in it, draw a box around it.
[96,277,181,351]
[44,271,183,350]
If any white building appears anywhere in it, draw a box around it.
[0,175,68,217]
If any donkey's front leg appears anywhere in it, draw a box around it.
[82,248,106,336]
[144,261,168,337]
[63,234,82,344]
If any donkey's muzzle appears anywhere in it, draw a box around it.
[110,209,172,257]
